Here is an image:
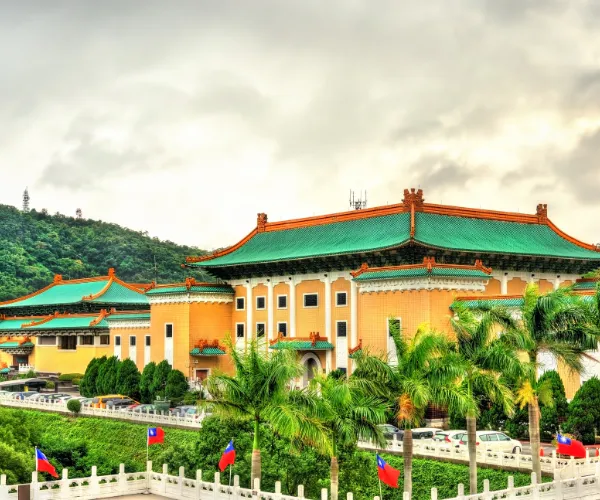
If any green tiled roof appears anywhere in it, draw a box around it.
[0,318,32,331]
[190,209,600,269]
[451,298,525,310]
[190,213,411,267]
[573,281,600,290]
[415,213,600,259]
[354,267,491,281]
[106,313,151,321]
[0,368,10,374]
[0,279,147,309]
[190,347,226,356]
[270,340,334,350]
[0,341,34,349]
[23,316,108,330]
[146,285,234,295]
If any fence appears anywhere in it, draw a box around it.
[0,461,348,500]
[0,397,203,428]
[358,436,600,477]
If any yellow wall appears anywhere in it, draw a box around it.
[507,278,528,295]
[538,279,554,293]
[273,283,290,335]
[111,327,151,372]
[149,302,189,373]
[295,279,325,337]
[485,278,502,295]
[232,285,247,345]
[34,340,112,374]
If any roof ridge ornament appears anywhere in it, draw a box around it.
[422,256,436,272]
[53,274,63,283]
[402,188,425,209]
[257,213,268,232]
[108,268,116,277]
[185,277,197,290]
[348,339,363,355]
[536,203,548,223]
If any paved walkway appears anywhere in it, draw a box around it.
[113,496,169,499]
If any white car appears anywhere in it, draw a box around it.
[457,431,522,454]
[433,429,466,447]
[409,428,440,441]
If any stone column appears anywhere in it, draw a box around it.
[245,282,254,340]
[554,276,561,290]
[267,281,275,340]
[501,273,508,295]
[350,278,358,350]
[289,279,297,338]
[321,275,332,372]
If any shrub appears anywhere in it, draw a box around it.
[58,373,84,382]
[150,361,171,399]
[116,360,141,400]
[140,362,156,404]
[46,381,55,390]
[564,377,600,444]
[165,370,188,402]
[80,357,106,398]
[539,370,568,442]
[67,399,81,415]
[96,356,120,395]
[72,378,81,386]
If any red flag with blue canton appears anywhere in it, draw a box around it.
[219,440,236,472]
[36,448,59,478]
[148,427,165,445]
[376,453,400,488]
[557,434,586,458]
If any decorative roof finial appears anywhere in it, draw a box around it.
[536,203,548,223]
[107,268,116,277]
[53,274,63,283]
[257,213,268,232]
[402,188,425,209]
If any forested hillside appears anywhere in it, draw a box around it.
[0,204,210,301]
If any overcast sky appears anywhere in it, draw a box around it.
[2,1,600,250]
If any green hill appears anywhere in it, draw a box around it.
[0,204,210,301]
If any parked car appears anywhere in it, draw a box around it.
[12,391,39,400]
[378,424,404,441]
[91,394,131,409]
[170,406,198,417]
[39,393,72,403]
[106,398,137,410]
[410,428,440,441]
[457,431,522,454]
[131,404,157,413]
[433,430,466,447]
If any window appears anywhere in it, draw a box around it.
[388,318,401,337]
[277,322,287,337]
[336,321,347,337]
[303,293,318,308]
[497,433,511,441]
[59,336,77,350]
[115,336,121,346]
[277,295,287,309]
[236,323,245,338]
[99,335,110,345]
[336,292,347,306]
[487,434,499,442]
[338,367,347,375]
[38,336,57,346]
[256,296,266,310]
[130,336,136,346]
[79,335,94,346]
[165,324,173,338]
[145,336,151,347]
[256,323,266,338]
[236,297,245,310]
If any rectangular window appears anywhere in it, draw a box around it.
[336,321,347,337]
[277,322,287,337]
[99,335,110,345]
[336,291,347,306]
[38,336,57,346]
[59,336,77,350]
[145,336,151,347]
[130,336,136,346]
[236,323,245,338]
[115,336,121,346]
[79,335,94,346]
[388,318,401,337]
[256,296,266,310]
[256,323,266,338]
[236,297,245,310]
[165,324,173,338]
[277,295,287,309]
[338,367,347,375]
[303,293,318,308]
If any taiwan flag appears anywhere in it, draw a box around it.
[148,427,165,446]
[557,434,586,459]
[376,454,400,488]
[36,448,59,478]
[218,440,236,472]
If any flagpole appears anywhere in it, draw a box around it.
[229,438,233,488]
[146,427,149,464]
[35,446,38,477]
[379,477,383,500]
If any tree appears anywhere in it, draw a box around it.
[116,359,141,400]
[353,322,473,497]
[165,369,189,402]
[96,356,121,395]
[205,337,329,487]
[306,372,388,500]
[151,360,172,399]
[450,304,521,494]
[484,284,599,481]
[538,370,568,442]
[140,362,156,403]
[80,356,105,397]
[563,377,600,444]
[67,398,82,415]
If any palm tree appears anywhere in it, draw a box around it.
[354,322,474,497]
[303,371,388,500]
[472,284,599,481]
[204,337,330,486]
[451,305,523,495]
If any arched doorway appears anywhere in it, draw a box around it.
[300,353,322,387]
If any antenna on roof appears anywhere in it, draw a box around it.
[22,187,30,212]
[349,190,367,210]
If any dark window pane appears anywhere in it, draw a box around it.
[130,337,136,346]
[277,323,287,337]
[236,324,245,338]
[236,297,245,310]
[256,323,265,337]
[100,335,110,345]
[115,336,121,346]
[336,292,347,306]
[278,295,287,308]
[304,294,318,307]
[256,297,266,309]
[166,324,173,338]
[145,336,151,347]
[337,322,347,337]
